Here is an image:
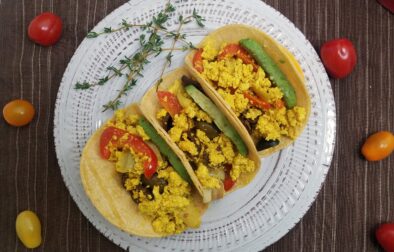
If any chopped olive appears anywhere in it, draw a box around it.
[195,121,220,139]
[161,113,173,131]
[181,75,203,91]
[140,173,168,194]
[240,116,253,134]
[132,185,154,203]
[256,138,280,151]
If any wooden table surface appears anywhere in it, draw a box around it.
[1,0,393,251]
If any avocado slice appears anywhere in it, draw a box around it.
[138,117,192,183]
[184,85,248,156]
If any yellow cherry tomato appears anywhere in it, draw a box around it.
[3,99,35,126]
[361,131,394,161]
[15,210,42,249]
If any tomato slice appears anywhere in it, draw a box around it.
[100,127,126,159]
[217,44,258,71]
[193,48,204,73]
[243,91,272,110]
[157,91,183,117]
[124,134,158,179]
[99,126,158,179]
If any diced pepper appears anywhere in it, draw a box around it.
[243,91,271,110]
[99,126,158,179]
[193,48,204,73]
[157,91,183,118]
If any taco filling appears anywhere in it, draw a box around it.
[98,109,201,235]
[155,76,256,193]
[192,40,307,151]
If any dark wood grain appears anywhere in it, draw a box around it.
[0,0,393,251]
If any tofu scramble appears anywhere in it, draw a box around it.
[104,109,199,235]
[156,78,256,189]
[199,42,306,150]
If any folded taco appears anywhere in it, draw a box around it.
[80,104,207,237]
[185,24,311,156]
[140,68,260,203]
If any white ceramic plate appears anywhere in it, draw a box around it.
[54,0,336,251]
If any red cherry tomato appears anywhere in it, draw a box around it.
[100,126,158,179]
[377,0,394,13]
[3,99,35,127]
[376,223,394,252]
[320,39,357,79]
[157,91,183,118]
[193,48,204,73]
[28,12,63,46]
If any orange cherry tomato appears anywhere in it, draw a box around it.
[361,131,394,161]
[16,210,42,249]
[3,99,35,127]
[193,48,204,73]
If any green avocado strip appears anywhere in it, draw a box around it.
[185,85,248,156]
[138,117,192,183]
[239,38,297,108]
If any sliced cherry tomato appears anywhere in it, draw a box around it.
[157,91,183,118]
[28,12,63,46]
[376,223,394,252]
[361,131,394,161]
[99,126,158,179]
[320,38,357,79]
[217,44,258,70]
[243,91,272,110]
[193,48,204,73]
[3,99,35,127]
[377,0,394,13]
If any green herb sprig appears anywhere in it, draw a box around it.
[75,2,205,111]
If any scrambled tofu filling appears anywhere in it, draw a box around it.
[105,109,193,235]
[156,83,256,189]
[200,42,306,141]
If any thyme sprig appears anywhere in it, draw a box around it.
[75,2,205,111]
